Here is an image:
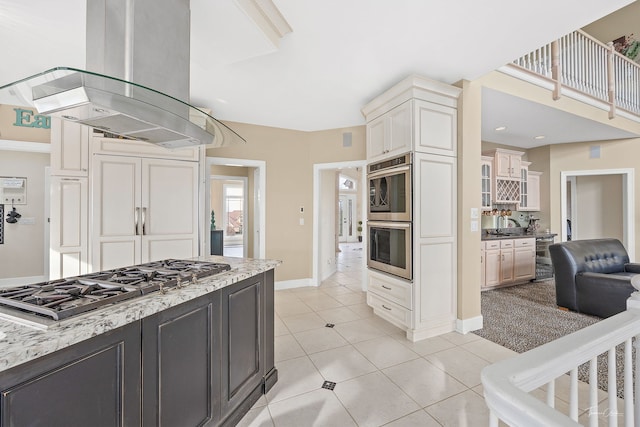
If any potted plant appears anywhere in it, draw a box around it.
[210,210,216,230]
[357,220,363,242]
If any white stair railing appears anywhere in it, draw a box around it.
[508,29,640,120]
[482,278,640,426]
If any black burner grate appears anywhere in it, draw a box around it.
[0,259,231,321]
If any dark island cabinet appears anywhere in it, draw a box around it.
[0,269,277,427]
[142,269,276,427]
[141,292,221,427]
[0,322,142,427]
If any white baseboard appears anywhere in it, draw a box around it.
[0,275,46,288]
[275,278,315,290]
[456,315,484,334]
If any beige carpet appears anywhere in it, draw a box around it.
[474,280,630,397]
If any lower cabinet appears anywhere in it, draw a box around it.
[481,238,535,290]
[0,271,276,427]
[142,292,221,427]
[0,322,142,427]
[482,241,500,288]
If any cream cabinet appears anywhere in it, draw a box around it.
[50,119,90,177]
[499,240,515,284]
[520,170,541,212]
[494,149,522,179]
[482,241,500,288]
[514,238,536,281]
[49,177,89,279]
[366,101,412,161]
[367,270,412,329]
[481,237,536,290]
[92,155,199,271]
[362,75,461,342]
[413,100,457,157]
[481,156,493,210]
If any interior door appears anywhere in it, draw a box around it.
[92,155,142,271]
[142,158,199,262]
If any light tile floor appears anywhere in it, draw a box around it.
[239,243,607,426]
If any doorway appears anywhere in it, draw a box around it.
[561,168,635,259]
[312,160,367,287]
[205,157,266,259]
[211,176,248,257]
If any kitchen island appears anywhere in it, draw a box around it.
[0,256,280,427]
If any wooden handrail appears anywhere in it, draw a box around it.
[507,29,640,119]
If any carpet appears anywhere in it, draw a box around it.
[474,280,629,397]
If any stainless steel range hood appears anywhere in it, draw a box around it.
[0,0,245,148]
[0,67,244,148]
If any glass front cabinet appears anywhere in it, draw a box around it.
[481,156,493,210]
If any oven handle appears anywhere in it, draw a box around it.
[367,165,410,180]
[368,221,411,229]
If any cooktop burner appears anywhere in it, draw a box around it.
[0,259,231,321]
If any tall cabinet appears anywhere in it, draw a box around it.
[50,120,202,278]
[362,75,461,342]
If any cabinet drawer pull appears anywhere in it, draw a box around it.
[382,304,392,311]
[381,285,392,290]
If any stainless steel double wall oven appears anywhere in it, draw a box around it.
[367,153,412,280]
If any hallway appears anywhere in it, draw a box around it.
[239,243,513,426]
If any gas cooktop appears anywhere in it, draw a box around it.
[0,259,231,322]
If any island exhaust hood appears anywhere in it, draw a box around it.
[0,0,245,149]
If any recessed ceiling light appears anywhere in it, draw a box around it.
[534,135,545,140]
[495,126,507,131]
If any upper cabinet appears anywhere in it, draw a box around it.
[362,77,459,161]
[482,149,542,210]
[50,119,90,176]
[413,100,457,157]
[481,156,493,211]
[366,101,412,160]
[494,149,522,179]
[520,169,541,211]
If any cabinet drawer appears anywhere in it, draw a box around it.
[484,241,500,250]
[500,239,514,249]
[368,272,412,309]
[515,238,535,248]
[367,292,411,329]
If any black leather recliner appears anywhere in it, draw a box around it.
[549,238,640,318]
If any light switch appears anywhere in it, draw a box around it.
[299,218,304,225]
[470,208,479,219]
[471,220,478,232]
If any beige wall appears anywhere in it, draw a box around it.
[0,151,49,279]
[456,80,482,322]
[206,122,365,282]
[548,139,640,255]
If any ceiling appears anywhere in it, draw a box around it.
[0,0,637,146]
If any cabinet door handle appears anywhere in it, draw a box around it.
[382,285,392,290]
[142,207,147,235]
[382,304,392,311]
[135,208,140,235]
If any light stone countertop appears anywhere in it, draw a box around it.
[0,256,281,373]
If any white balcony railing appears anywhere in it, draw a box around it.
[509,30,640,119]
[482,279,640,426]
